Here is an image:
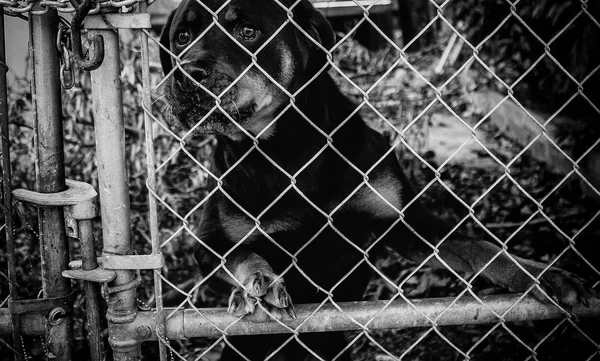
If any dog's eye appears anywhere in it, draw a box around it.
[176,31,191,46]
[237,25,258,41]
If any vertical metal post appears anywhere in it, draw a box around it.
[29,5,74,361]
[79,219,104,361]
[0,11,24,361]
[88,24,140,360]
[139,1,168,358]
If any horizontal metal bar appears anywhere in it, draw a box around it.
[84,13,151,29]
[69,257,103,269]
[314,0,396,17]
[150,0,395,28]
[0,309,46,336]
[2,295,599,337]
[8,293,72,316]
[143,294,600,339]
[102,254,165,270]
[62,267,116,283]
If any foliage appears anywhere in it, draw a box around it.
[447,0,600,120]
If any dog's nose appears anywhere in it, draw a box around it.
[175,64,210,84]
[186,65,210,82]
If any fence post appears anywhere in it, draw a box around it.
[139,0,169,358]
[29,3,74,360]
[88,15,141,361]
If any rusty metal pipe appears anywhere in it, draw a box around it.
[4,295,598,339]
[79,219,105,361]
[29,4,73,360]
[156,295,600,338]
[88,26,140,360]
[0,310,46,336]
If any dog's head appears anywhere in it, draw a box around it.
[159,0,334,138]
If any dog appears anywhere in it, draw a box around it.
[159,0,596,359]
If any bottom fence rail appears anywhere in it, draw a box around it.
[1,294,599,338]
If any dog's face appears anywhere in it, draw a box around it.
[159,0,334,138]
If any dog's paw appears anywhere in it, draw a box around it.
[532,268,598,308]
[227,272,296,321]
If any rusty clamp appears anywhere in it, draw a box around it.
[12,179,117,284]
[13,179,97,235]
[8,293,74,325]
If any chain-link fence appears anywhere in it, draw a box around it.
[1,0,599,360]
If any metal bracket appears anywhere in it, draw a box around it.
[69,258,103,269]
[63,267,116,283]
[63,246,117,283]
[69,0,105,71]
[103,254,165,270]
[12,179,116,284]
[63,253,164,283]
[83,13,152,30]
[8,293,73,316]
[12,179,98,238]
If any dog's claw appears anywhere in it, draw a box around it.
[228,272,295,321]
[589,288,599,300]
[580,294,589,307]
[532,269,597,310]
[249,272,266,297]
[287,302,297,319]
[228,288,256,316]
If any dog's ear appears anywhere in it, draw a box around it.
[295,4,335,73]
[304,7,335,52]
[159,11,175,75]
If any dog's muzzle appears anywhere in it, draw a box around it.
[165,66,248,131]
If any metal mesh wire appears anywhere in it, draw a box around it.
[138,0,600,360]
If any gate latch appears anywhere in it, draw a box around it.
[13,179,98,239]
[13,179,116,283]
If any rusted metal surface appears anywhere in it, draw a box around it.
[21,177,106,361]
[5,295,597,341]
[8,294,72,316]
[18,179,106,361]
[12,160,106,361]
[79,219,105,361]
[29,3,73,359]
[88,22,140,360]
[171,295,600,337]
[69,0,104,71]
[0,310,46,336]
[2,295,584,340]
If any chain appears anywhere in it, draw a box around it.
[56,20,75,90]
[166,337,174,361]
[41,335,49,360]
[1,0,155,16]
[19,335,31,361]
[136,297,174,361]
[136,297,151,311]
[14,203,40,241]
